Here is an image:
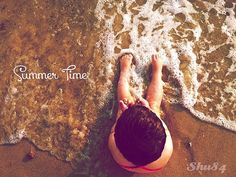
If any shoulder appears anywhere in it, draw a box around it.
[150,107,161,118]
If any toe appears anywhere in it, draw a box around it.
[152,54,157,62]
[128,53,133,59]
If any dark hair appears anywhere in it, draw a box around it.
[114,105,166,166]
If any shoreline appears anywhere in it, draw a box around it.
[1,104,235,177]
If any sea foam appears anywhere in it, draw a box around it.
[94,0,236,131]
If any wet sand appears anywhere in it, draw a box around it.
[0,139,73,177]
[1,104,235,177]
[133,104,236,177]
[1,0,236,176]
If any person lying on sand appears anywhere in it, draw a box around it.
[108,54,173,173]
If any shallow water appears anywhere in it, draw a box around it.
[95,0,236,131]
[0,0,235,176]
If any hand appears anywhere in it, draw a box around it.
[136,97,150,108]
[119,99,135,112]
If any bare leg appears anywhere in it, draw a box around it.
[117,54,135,104]
[146,55,163,115]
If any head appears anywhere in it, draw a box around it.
[114,105,166,167]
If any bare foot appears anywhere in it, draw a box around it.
[120,53,133,72]
[152,54,163,73]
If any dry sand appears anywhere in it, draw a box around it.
[1,104,235,177]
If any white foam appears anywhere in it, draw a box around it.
[94,0,236,132]
[4,129,27,144]
[189,108,236,132]
[95,0,201,106]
